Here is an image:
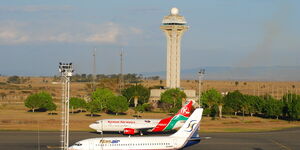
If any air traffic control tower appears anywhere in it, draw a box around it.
[161,8,188,88]
[149,8,195,107]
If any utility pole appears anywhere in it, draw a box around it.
[59,62,74,150]
[92,48,96,91]
[119,48,124,93]
[198,69,205,107]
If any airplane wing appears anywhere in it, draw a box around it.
[135,127,155,132]
[123,127,155,135]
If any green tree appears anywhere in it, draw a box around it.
[91,88,115,111]
[261,94,282,119]
[134,104,144,117]
[107,96,129,115]
[121,85,150,107]
[282,93,300,120]
[70,97,86,113]
[24,92,53,112]
[142,103,152,112]
[244,95,264,116]
[201,88,223,118]
[86,100,102,117]
[160,88,186,113]
[224,90,244,116]
[45,102,57,114]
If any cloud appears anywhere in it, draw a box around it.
[0,21,143,45]
[129,27,143,34]
[0,5,73,13]
[129,8,162,14]
[0,22,29,44]
[85,23,120,43]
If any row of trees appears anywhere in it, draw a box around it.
[24,84,299,121]
[201,89,300,121]
[68,73,159,82]
[24,89,129,116]
[23,84,172,115]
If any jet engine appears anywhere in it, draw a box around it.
[123,128,136,135]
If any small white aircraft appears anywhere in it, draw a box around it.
[69,107,203,150]
[89,100,196,135]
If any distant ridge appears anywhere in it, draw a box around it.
[141,66,300,81]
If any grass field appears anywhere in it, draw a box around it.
[1,104,299,133]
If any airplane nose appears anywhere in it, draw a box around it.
[68,146,78,150]
[89,123,96,130]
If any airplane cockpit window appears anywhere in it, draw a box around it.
[74,143,82,146]
[93,121,99,124]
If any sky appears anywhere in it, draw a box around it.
[0,0,299,76]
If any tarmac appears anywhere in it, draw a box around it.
[0,128,299,150]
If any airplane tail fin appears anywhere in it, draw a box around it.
[170,108,203,138]
[152,100,196,132]
[174,99,195,118]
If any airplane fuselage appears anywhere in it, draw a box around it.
[69,136,193,150]
[89,100,194,134]
[90,118,185,133]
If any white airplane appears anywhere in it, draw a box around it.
[69,107,203,150]
[89,100,196,135]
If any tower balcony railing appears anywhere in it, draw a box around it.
[163,23,186,25]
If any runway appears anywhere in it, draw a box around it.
[0,128,299,150]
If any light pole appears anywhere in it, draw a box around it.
[59,62,74,150]
[198,69,205,107]
[119,49,124,94]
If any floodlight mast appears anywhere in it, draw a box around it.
[119,48,124,93]
[59,62,74,150]
[198,69,205,107]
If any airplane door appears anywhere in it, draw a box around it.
[173,139,177,148]
[101,120,103,132]
[100,123,104,150]
[89,142,94,150]
[128,138,133,149]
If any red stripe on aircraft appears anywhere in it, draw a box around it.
[152,116,173,132]
[152,100,193,132]
[175,101,193,117]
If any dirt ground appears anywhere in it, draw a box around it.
[0,104,299,132]
[0,76,300,132]
[1,76,299,104]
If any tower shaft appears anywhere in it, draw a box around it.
[161,26,187,88]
